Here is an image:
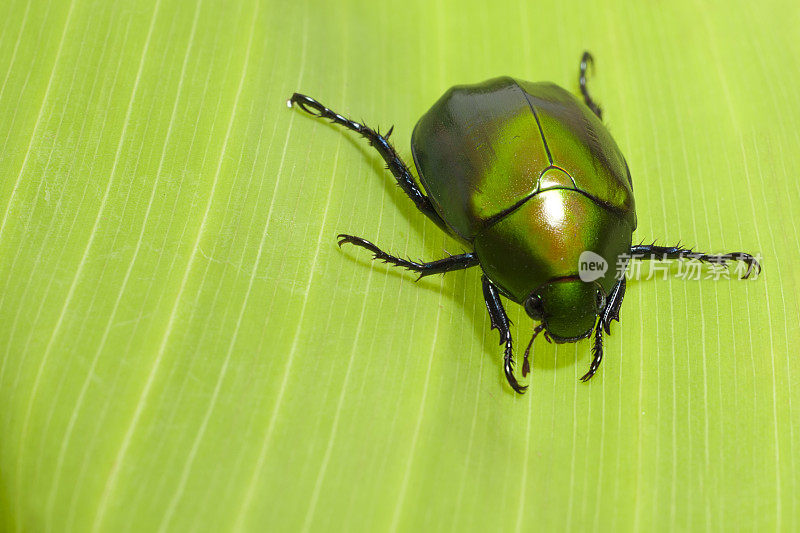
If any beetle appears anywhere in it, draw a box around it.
[287,52,760,393]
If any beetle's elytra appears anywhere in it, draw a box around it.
[288,52,760,394]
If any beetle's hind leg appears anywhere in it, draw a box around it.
[288,93,449,232]
[630,243,761,279]
[337,234,479,278]
[482,275,527,394]
[579,51,603,120]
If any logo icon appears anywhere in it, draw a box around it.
[578,251,607,282]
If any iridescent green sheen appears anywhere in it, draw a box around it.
[515,80,636,229]
[410,75,637,340]
[473,190,631,303]
[411,77,636,243]
[536,280,599,340]
[411,77,549,240]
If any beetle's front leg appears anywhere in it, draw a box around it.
[630,243,761,279]
[580,278,626,382]
[337,234,479,278]
[481,275,526,394]
[580,320,604,382]
[600,278,626,334]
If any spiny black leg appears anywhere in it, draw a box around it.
[288,93,449,232]
[580,319,604,382]
[337,234,478,278]
[601,278,626,334]
[579,278,625,381]
[482,275,526,394]
[579,51,603,120]
[630,243,761,279]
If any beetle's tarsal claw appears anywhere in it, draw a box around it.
[336,233,353,248]
[288,93,329,119]
[580,320,604,382]
[737,253,761,279]
[502,335,527,394]
[504,356,527,394]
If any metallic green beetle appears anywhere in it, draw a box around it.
[288,52,760,393]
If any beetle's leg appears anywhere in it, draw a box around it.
[337,234,478,278]
[577,278,626,382]
[579,51,603,120]
[482,275,526,394]
[601,277,626,334]
[630,243,761,279]
[580,319,604,382]
[580,279,626,382]
[288,93,449,232]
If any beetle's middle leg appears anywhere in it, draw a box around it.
[630,243,761,279]
[482,275,526,394]
[288,93,449,232]
[579,51,603,120]
[337,234,478,278]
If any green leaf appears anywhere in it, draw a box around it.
[1,0,797,531]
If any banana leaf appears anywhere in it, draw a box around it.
[1,0,798,530]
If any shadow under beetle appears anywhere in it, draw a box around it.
[288,52,761,394]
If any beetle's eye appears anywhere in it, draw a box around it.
[595,288,606,312]
[524,294,544,320]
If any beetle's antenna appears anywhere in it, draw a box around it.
[522,323,547,377]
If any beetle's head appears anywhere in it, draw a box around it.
[524,278,605,342]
